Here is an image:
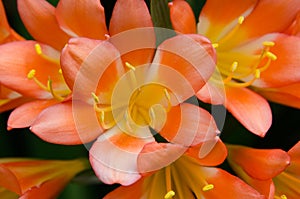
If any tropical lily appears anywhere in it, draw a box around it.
[273,141,300,199]
[104,140,265,199]
[26,0,221,185]
[0,0,29,113]
[0,158,89,199]
[0,0,111,132]
[226,144,291,199]
[169,0,300,137]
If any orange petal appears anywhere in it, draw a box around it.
[235,0,300,42]
[18,0,70,50]
[0,159,87,196]
[253,34,300,88]
[30,101,101,144]
[199,167,265,199]
[103,178,144,199]
[186,138,227,166]
[151,34,216,95]
[0,41,65,99]
[55,0,108,39]
[285,11,300,36]
[225,86,272,137]
[169,0,196,34]
[0,164,22,195]
[61,37,103,89]
[89,126,154,185]
[287,141,300,175]
[0,97,31,113]
[257,83,300,109]
[109,0,153,35]
[7,99,57,129]
[159,103,219,147]
[196,77,226,105]
[137,142,186,174]
[0,0,10,41]
[227,144,290,180]
[198,0,257,42]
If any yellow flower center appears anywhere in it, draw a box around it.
[209,16,277,88]
[92,62,172,132]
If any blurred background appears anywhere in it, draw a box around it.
[1,0,300,198]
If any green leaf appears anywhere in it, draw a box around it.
[150,0,172,29]
[150,0,176,46]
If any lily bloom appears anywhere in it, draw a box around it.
[169,0,300,137]
[29,0,220,185]
[0,0,109,133]
[226,144,291,199]
[0,158,89,199]
[105,140,265,199]
[0,0,29,113]
[273,141,300,199]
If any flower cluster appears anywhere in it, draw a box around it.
[0,0,299,198]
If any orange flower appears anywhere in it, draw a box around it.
[169,0,300,137]
[226,144,291,199]
[273,141,300,199]
[0,158,89,199]
[0,0,109,134]
[26,0,220,185]
[105,141,265,199]
[0,0,29,113]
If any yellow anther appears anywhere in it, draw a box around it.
[280,195,287,199]
[164,191,175,199]
[230,61,238,72]
[265,51,277,60]
[91,92,100,104]
[58,68,62,74]
[34,43,42,55]
[263,41,275,47]
[212,43,219,48]
[202,184,214,191]
[255,69,261,78]
[125,62,136,71]
[27,69,36,79]
[238,16,245,24]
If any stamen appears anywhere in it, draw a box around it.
[91,92,100,104]
[212,43,219,49]
[218,16,244,44]
[202,184,214,192]
[27,69,36,79]
[223,61,238,83]
[281,195,288,199]
[263,41,275,47]
[47,79,64,101]
[265,51,277,61]
[58,68,63,74]
[164,191,175,199]
[238,16,245,24]
[125,62,136,71]
[34,44,59,64]
[164,89,172,111]
[99,110,115,130]
[27,69,48,91]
